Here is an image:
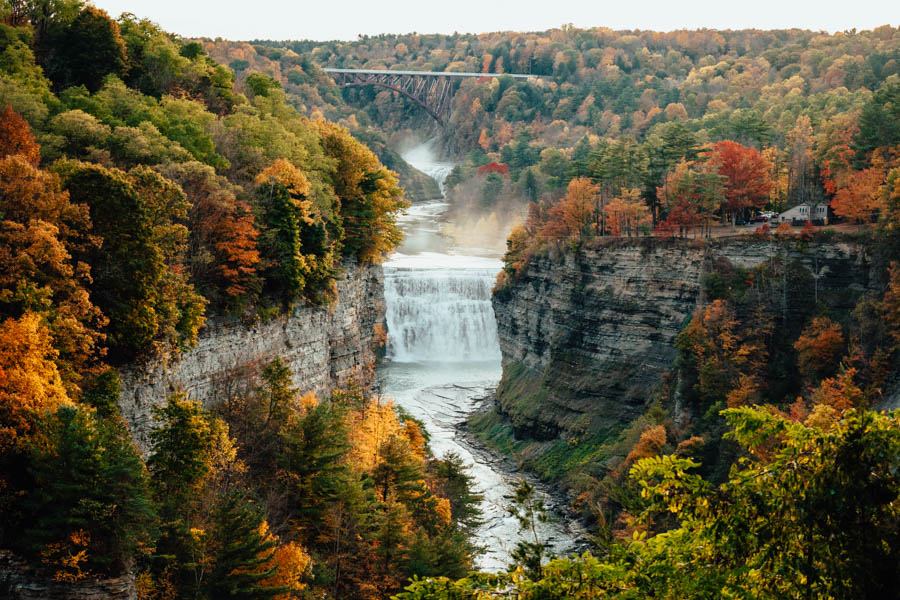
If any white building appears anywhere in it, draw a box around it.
[772,202,828,225]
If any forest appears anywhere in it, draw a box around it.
[0,2,484,599]
[1,1,900,598]
[227,26,900,247]
[236,22,900,599]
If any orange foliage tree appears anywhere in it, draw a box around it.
[708,140,775,226]
[794,316,845,380]
[542,177,598,241]
[0,104,40,166]
[604,188,651,236]
[831,167,885,229]
[809,368,864,412]
[0,313,72,452]
[160,162,260,307]
[0,156,106,387]
[677,300,770,403]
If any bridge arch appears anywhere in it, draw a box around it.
[323,69,543,127]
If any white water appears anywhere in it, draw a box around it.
[377,139,580,572]
[385,253,502,363]
[401,138,455,193]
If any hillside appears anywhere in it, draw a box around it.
[0,5,480,599]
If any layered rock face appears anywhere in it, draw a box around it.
[0,552,136,600]
[491,238,871,441]
[119,261,385,450]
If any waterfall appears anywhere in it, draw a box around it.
[402,138,455,193]
[384,254,502,363]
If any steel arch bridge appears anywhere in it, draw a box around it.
[323,68,543,126]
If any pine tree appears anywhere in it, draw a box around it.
[206,492,288,600]
[21,406,154,577]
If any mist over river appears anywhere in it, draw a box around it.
[376,139,581,571]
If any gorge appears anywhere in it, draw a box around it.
[378,141,581,570]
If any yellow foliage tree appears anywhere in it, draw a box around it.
[254,527,311,599]
[0,312,72,452]
[348,397,404,473]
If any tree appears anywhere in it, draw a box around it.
[372,433,425,504]
[316,120,407,264]
[205,492,289,600]
[480,172,504,208]
[429,452,484,535]
[832,167,885,229]
[127,165,206,352]
[0,312,70,453]
[707,140,774,227]
[255,158,335,305]
[630,406,900,599]
[147,393,216,517]
[46,6,128,92]
[0,156,106,387]
[604,187,651,236]
[159,161,260,309]
[542,176,598,241]
[854,79,900,164]
[20,406,155,578]
[794,316,845,380]
[55,160,202,361]
[277,396,350,538]
[506,478,551,581]
[0,103,40,164]
[676,300,769,407]
[786,115,815,206]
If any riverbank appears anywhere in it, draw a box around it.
[455,391,592,560]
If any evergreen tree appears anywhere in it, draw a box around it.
[854,79,900,165]
[277,398,350,537]
[147,393,215,520]
[21,406,154,577]
[206,491,288,600]
[430,452,484,534]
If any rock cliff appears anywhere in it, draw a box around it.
[0,552,136,600]
[119,260,385,450]
[490,237,872,442]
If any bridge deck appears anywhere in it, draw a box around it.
[323,68,543,80]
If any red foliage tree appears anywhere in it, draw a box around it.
[476,162,510,177]
[708,140,775,225]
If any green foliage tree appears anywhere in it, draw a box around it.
[397,407,900,600]
[56,160,204,361]
[45,6,127,92]
[148,393,215,517]
[205,491,287,600]
[855,78,900,164]
[277,398,350,536]
[506,478,551,581]
[315,119,407,264]
[430,452,484,534]
[20,406,154,577]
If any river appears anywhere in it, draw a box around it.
[376,139,580,572]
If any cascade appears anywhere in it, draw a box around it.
[384,254,502,362]
[401,138,455,193]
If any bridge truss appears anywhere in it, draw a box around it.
[323,68,540,126]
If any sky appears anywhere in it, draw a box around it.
[90,0,896,41]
